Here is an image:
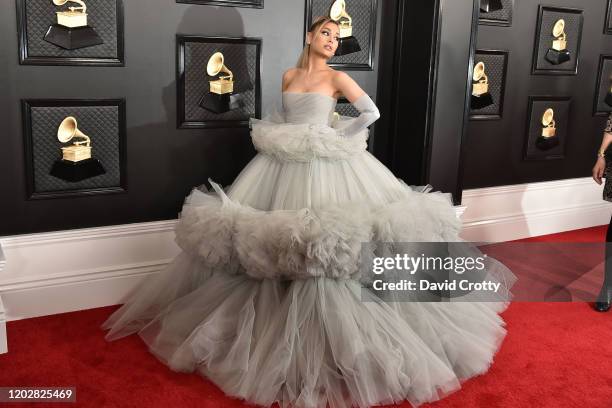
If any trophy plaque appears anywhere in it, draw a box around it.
[535,108,560,150]
[329,0,361,56]
[198,51,236,114]
[50,116,106,182]
[43,0,104,50]
[544,19,570,65]
[471,61,494,109]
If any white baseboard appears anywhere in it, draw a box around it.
[0,221,180,322]
[0,176,609,323]
[459,177,611,242]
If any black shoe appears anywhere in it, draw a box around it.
[594,301,611,312]
[594,279,612,312]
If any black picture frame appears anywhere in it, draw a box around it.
[605,0,612,34]
[304,0,377,71]
[531,5,583,76]
[176,0,263,8]
[478,0,513,27]
[22,99,127,200]
[16,0,125,66]
[469,49,509,121]
[522,95,571,161]
[593,55,612,116]
[176,35,262,129]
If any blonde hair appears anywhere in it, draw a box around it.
[296,16,339,69]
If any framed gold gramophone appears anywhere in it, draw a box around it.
[329,0,361,56]
[198,51,239,114]
[536,108,560,150]
[50,116,106,182]
[43,0,103,50]
[480,0,503,13]
[208,52,234,94]
[541,109,556,137]
[470,61,494,109]
[544,19,570,65]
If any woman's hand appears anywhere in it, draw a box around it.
[593,157,606,185]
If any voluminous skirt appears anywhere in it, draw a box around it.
[102,113,517,408]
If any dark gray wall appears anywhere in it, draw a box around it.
[374,0,476,205]
[463,0,612,189]
[0,0,381,235]
[428,0,477,202]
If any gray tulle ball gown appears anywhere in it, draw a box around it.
[102,91,517,408]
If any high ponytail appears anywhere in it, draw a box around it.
[296,16,339,69]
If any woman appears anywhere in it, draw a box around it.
[592,113,612,312]
[102,16,516,407]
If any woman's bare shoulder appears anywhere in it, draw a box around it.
[331,70,354,84]
[283,67,301,79]
[282,68,298,90]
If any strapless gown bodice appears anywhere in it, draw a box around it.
[282,92,337,125]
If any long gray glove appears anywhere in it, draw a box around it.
[337,93,380,137]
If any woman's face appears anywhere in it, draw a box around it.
[309,22,339,59]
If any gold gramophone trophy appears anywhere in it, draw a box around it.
[43,0,103,50]
[329,0,361,56]
[536,108,560,151]
[470,61,494,109]
[544,19,570,65]
[480,0,503,13]
[199,52,238,114]
[49,116,106,182]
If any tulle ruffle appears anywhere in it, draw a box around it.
[175,179,464,281]
[250,118,369,162]
[102,254,510,408]
[249,108,370,162]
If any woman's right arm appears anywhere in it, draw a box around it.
[599,114,612,154]
[593,113,612,185]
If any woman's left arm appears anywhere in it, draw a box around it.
[333,72,380,137]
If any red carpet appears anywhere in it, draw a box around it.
[1,225,612,408]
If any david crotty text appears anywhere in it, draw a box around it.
[372,279,502,293]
